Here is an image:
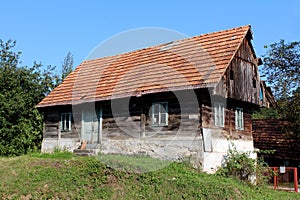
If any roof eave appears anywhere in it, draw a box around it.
[36,83,217,108]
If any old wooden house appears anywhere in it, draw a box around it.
[37,25,269,172]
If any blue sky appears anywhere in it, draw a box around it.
[1,0,299,71]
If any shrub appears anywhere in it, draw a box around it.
[216,143,272,186]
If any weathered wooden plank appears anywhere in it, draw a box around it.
[44,131,59,138]
[61,131,79,138]
[215,37,260,105]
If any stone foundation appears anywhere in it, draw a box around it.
[41,135,255,174]
[41,138,81,153]
[100,136,204,168]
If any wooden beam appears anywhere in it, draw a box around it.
[140,96,146,138]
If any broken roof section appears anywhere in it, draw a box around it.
[38,25,252,107]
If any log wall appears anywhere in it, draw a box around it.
[201,103,252,140]
[42,88,254,142]
[101,91,201,140]
[43,105,80,140]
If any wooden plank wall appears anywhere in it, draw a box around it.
[42,88,254,141]
[101,91,201,139]
[259,81,276,108]
[215,37,260,105]
[43,106,80,139]
[102,98,141,139]
[44,110,59,138]
[201,104,252,139]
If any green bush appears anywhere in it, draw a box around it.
[216,143,272,186]
[0,39,57,156]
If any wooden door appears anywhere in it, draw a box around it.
[81,108,102,144]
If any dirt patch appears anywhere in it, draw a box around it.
[107,174,125,199]
[32,160,64,169]
[234,187,242,198]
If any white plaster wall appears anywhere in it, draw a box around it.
[202,138,256,174]
[41,138,80,153]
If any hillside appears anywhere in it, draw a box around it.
[0,152,299,199]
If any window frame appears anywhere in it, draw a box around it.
[235,107,244,130]
[259,85,264,101]
[214,102,225,127]
[60,112,72,132]
[151,102,168,127]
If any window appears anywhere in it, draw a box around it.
[259,86,264,101]
[252,78,257,88]
[151,102,168,126]
[235,108,244,130]
[230,69,234,80]
[61,112,72,131]
[214,102,224,127]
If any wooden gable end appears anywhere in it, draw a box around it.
[215,34,260,105]
[259,81,276,108]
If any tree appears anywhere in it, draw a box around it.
[56,52,74,85]
[262,40,299,100]
[252,107,280,119]
[261,39,300,136]
[0,39,57,156]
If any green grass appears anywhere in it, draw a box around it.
[0,153,299,199]
[98,153,171,173]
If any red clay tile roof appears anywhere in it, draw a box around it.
[38,25,252,107]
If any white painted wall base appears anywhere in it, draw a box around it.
[202,138,256,174]
[41,138,81,153]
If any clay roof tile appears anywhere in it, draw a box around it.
[37,25,251,107]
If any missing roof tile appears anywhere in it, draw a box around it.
[159,41,179,51]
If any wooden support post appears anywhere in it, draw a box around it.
[229,109,232,136]
[140,96,146,138]
[294,167,298,192]
[58,116,61,140]
[99,106,103,142]
[273,167,278,190]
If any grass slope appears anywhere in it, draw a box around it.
[0,152,299,200]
